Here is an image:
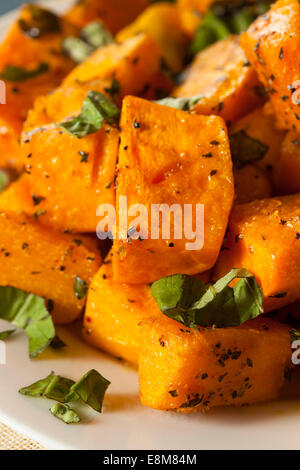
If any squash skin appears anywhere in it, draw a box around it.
[24,34,172,132]
[215,195,300,312]
[83,256,162,365]
[230,106,285,185]
[113,96,234,284]
[0,4,77,167]
[274,131,300,195]
[234,165,272,204]
[174,36,264,125]
[0,212,101,324]
[241,0,300,133]
[138,315,291,412]
[16,123,119,233]
[64,0,149,33]
[117,3,188,73]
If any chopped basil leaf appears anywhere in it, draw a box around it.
[0,329,15,340]
[155,96,203,111]
[50,403,81,424]
[18,5,61,39]
[73,276,88,300]
[0,62,49,82]
[19,372,76,402]
[230,130,269,169]
[63,21,114,64]
[290,329,300,344]
[0,286,64,358]
[151,269,263,329]
[20,369,110,423]
[58,91,120,138]
[64,369,111,413]
[190,11,230,56]
[62,37,94,64]
[81,21,114,49]
[0,170,9,193]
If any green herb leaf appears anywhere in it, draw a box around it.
[50,403,81,424]
[155,96,203,111]
[190,11,230,56]
[151,269,263,329]
[73,276,88,300]
[62,37,94,64]
[19,372,76,402]
[290,329,300,344]
[0,329,15,340]
[0,170,9,193]
[65,369,111,413]
[58,91,120,138]
[18,5,61,39]
[0,287,64,358]
[81,21,114,49]
[230,130,269,169]
[0,62,49,82]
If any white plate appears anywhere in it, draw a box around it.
[1,0,300,451]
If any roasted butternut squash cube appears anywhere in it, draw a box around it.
[241,0,300,133]
[0,212,101,324]
[173,36,264,125]
[83,255,162,364]
[234,165,272,204]
[274,132,300,195]
[15,123,119,233]
[65,0,149,33]
[139,315,291,412]
[230,106,285,185]
[24,34,172,131]
[215,195,300,312]
[113,96,234,284]
[0,4,77,167]
[178,0,214,36]
[117,3,188,73]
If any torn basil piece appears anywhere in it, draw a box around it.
[155,95,203,111]
[18,5,61,39]
[50,403,81,424]
[62,37,94,64]
[65,369,111,413]
[73,276,88,300]
[58,91,120,138]
[0,330,15,340]
[230,130,269,169]
[0,286,64,358]
[0,62,49,82]
[0,170,9,193]
[19,372,76,402]
[151,269,263,329]
[81,21,114,49]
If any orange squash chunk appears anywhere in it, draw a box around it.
[65,0,149,33]
[173,36,264,125]
[117,3,188,73]
[113,96,234,284]
[139,315,291,411]
[241,0,300,133]
[83,255,162,364]
[274,132,300,195]
[24,34,172,132]
[215,195,300,312]
[178,0,214,36]
[0,211,101,324]
[0,4,77,167]
[15,123,119,233]
[234,165,272,204]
